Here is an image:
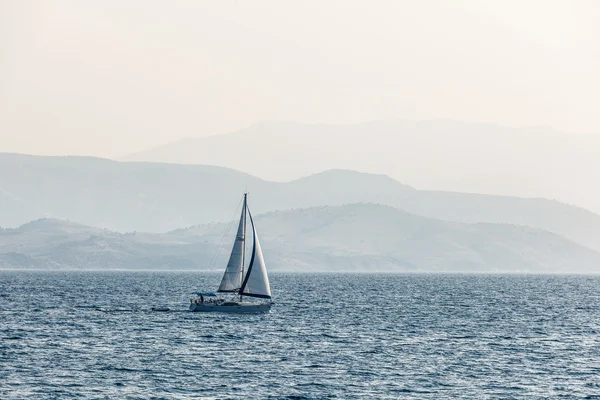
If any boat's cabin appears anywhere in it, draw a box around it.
[190,291,220,304]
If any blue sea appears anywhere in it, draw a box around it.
[1,271,600,399]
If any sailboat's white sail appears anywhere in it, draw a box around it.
[218,200,246,292]
[239,209,271,299]
[189,194,272,312]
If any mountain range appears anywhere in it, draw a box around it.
[2,153,600,254]
[122,120,600,213]
[2,204,599,273]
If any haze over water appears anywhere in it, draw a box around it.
[2,271,599,399]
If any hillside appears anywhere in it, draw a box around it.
[2,153,600,252]
[172,204,600,273]
[0,153,271,231]
[122,120,600,213]
[2,205,598,273]
[0,218,213,270]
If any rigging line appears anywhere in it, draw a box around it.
[206,196,244,270]
[207,196,243,270]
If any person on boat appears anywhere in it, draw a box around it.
[200,294,204,304]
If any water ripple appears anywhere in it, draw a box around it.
[1,272,599,399]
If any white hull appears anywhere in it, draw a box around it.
[189,302,272,313]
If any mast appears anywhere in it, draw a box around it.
[240,193,247,301]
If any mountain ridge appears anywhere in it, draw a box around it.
[2,153,600,252]
[2,204,599,273]
[121,120,600,212]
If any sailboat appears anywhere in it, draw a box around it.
[189,193,273,313]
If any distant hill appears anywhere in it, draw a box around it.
[0,152,270,232]
[2,153,600,253]
[121,120,600,213]
[0,218,214,270]
[2,205,600,273]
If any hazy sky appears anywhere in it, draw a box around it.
[1,0,599,158]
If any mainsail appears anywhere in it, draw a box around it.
[217,196,246,292]
[239,207,272,299]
